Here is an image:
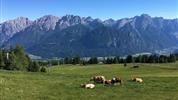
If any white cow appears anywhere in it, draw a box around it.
[80,83,95,89]
[132,77,143,83]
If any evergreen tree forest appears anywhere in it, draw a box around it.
[0,45,40,72]
[61,54,177,65]
[0,45,177,71]
[103,54,177,64]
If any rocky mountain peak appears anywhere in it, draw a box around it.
[33,15,60,31]
[130,14,153,30]
[103,18,116,26]
[83,16,94,23]
[56,15,87,30]
[140,14,151,18]
[0,17,32,37]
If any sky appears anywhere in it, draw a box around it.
[0,0,178,23]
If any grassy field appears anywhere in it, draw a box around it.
[0,63,178,100]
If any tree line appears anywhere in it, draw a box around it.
[38,54,177,66]
[0,45,177,71]
[103,54,177,64]
[0,45,46,72]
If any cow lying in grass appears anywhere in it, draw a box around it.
[112,77,123,85]
[104,80,112,85]
[104,77,123,85]
[80,83,95,89]
[132,77,143,83]
[90,76,106,84]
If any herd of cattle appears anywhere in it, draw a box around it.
[80,76,143,89]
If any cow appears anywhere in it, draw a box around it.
[104,80,112,85]
[132,77,143,83]
[90,76,106,84]
[111,77,123,85]
[80,83,95,89]
[104,77,123,85]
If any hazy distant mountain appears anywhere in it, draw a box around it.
[2,15,60,48]
[0,17,32,46]
[1,14,178,58]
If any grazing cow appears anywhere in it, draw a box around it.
[90,76,106,84]
[132,77,143,83]
[80,83,95,89]
[111,77,123,85]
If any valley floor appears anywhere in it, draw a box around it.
[0,63,178,100]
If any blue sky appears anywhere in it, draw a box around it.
[0,0,178,22]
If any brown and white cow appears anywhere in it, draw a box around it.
[111,77,123,85]
[104,80,112,85]
[104,77,123,85]
[90,76,106,84]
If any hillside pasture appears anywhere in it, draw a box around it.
[0,63,178,100]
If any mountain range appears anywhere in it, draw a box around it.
[0,14,178,58]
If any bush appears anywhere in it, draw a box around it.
[133,65,139,68]
[28,61,40,72]
[124,63,127,67]
[40,67,47,73]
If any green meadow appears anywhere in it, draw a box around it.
[0,63,178,100]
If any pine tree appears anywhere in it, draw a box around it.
[88,57,98,64]
[93,57,98,64]
[135,55,142,63]
[168,54,176,62]
[4,52,17,70]
[0,50,5,68]
[13,44,30,70]
[113,57,119,64]
[141,55,149,63]
[126,55,133,63]
[106,58,111,64]
[64,57,69,64]
[119,58,124,63]
[72,56,80,64]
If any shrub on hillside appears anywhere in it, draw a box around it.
[40,67,47,73]
[28,61,40,72]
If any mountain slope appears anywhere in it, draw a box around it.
[0,17,32,46]
[1,14,178,58]
[3,15,60,48]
